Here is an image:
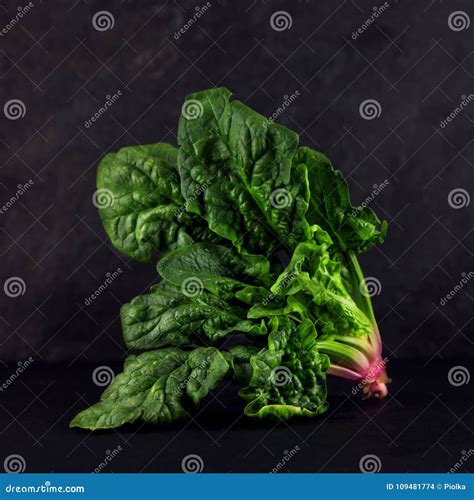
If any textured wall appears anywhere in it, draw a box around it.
[0,0,472,363]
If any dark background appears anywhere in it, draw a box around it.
[0,0,472,474]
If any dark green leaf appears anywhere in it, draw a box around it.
[178,88,312,254]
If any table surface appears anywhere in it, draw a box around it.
[0,359,471,473]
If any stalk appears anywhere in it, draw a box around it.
[318,251,390,398]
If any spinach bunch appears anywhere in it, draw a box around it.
[71,88,388,430]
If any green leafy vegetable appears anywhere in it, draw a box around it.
[71,87,390,431]
[178,88,312,254]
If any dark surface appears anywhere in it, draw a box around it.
[0,0,472,475]
[0,359,471,473]
[0,0,473,361]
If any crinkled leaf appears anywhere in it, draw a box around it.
[97,143,218,262]
[70,348,231,430]
[242,318,329,418]
[121,282,266,350]
[294,146,387,255]
[157,243,270,299]
[178,88,312,254]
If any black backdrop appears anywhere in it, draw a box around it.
[0,0,472,474]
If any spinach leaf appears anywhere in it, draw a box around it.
[157,242,271,299]
[121,282,266,350]
[294,146,387,255]
[97,143,218,262]
[70,347,229,430]
[178,88,312,255]
[241,317,329,419]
